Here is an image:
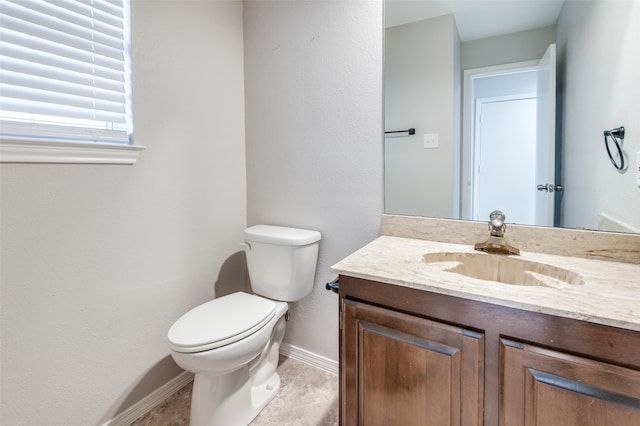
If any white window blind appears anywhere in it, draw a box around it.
[0,0,133,146]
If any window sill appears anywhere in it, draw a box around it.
[0,138,146,165]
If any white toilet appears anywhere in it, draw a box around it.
[167,224,321,426]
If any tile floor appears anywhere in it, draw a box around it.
[131,356,338,425]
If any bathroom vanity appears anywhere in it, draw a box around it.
[333,216,640,425]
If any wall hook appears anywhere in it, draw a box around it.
[603,126,625,170]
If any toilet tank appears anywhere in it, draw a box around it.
[244,225,321,302]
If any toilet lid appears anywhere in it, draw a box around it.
[168,292,277,353]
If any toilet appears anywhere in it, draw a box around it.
[167,224,321,426]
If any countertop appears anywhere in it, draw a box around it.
[332,236,640,331]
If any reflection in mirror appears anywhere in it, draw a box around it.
[384,0,640,233]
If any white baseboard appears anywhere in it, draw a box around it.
[280,343,338,375]
[101,371,194,426]
[102,345,335,425]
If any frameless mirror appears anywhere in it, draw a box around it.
[384,0,640,233]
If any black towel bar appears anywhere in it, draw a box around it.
[385,128,415,135]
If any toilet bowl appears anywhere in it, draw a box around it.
[167,225,321,426]
[169,292,288,426]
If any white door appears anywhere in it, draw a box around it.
[474,96,537,224]
[465,44,557,226]
[535,43,557,226]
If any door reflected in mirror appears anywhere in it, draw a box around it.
[384,0,640,233]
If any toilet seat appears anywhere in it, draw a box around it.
[168,292,277,353]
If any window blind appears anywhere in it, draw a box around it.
[0,0,132,145]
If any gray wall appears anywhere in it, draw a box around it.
[243,0,384,361]
[0,1,248,424]
[556,0,640,231]
[461,25,556,70]
[1,0,384,423]
[385,15,460,218]
[384,18,553,219]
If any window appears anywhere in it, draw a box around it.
[0,0,144,164]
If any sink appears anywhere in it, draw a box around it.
[422,252,585,288]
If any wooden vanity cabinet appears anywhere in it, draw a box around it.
[501,339,640,425]
[342,299,484,426]
[338,275,640,426]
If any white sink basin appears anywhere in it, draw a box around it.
[422,252,585,288]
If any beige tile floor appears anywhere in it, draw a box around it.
[131,356,338,425]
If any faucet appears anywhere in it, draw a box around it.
[474,210,520,255]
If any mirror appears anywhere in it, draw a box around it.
[384,0,640,234]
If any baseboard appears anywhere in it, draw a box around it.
[280,343,338,375]
[102,346,335,425]
[101,371,194,426]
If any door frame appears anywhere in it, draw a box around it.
[461,60,539,221]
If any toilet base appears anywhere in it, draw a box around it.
[189,367,281,426]
[188,305,287,426]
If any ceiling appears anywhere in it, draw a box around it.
[385,0,565,41]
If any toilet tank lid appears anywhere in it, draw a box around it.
[245,225,321,246]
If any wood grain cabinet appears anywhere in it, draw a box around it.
[501,339,640,425]
[342,299,484,426]
[338,275,640,425]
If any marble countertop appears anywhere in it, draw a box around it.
[332,236,640,331]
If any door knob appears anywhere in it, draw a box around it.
[537,184,563,192]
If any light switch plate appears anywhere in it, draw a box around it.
[423,133,439,149]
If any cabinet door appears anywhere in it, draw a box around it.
[501,339,640,425]
[341,299,484,426]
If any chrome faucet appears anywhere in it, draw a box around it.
[488,210,507,238]
[474,210,520,255]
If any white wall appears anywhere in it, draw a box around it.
[556,0,640,231]
[0,1,247,424]
[385,15,459,218]
[474,71,538,99]
[243,0,384,362]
